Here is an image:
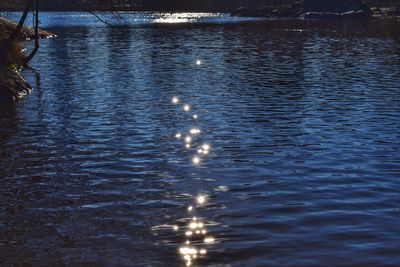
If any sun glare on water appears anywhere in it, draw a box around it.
[190,128,201,135]
[197,195,206,205]
[165,67,218,266]
[152,13,216,24]
[192,156,200,165]
[172,96,179,104]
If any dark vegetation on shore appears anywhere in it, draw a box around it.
[0,18,52,103]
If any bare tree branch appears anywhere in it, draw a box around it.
[66,0,118,27]
[24,0,40,65]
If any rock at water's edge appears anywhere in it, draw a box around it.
[0,67,32,103]
[232,0,372,19]
[295,0,371,19]
[301,10,371,19]
[0,18,54,104]
[0,17,55,40]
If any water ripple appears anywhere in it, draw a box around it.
[0,14,400,266]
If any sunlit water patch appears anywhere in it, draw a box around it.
[7,11,265,27]
[161,95,217,266]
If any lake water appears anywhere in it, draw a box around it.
[1,12,400,266]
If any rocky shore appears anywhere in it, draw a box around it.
[0,66,32,102]
[232,0,373,19]
[0,18,54,104]
[0,18,54,41]
[371,6,400,19]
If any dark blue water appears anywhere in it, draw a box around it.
[1,12,400,266]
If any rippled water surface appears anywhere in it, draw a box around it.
[1,12,400,266]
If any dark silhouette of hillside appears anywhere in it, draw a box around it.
[0,0,299,12]
[1,0,400,12]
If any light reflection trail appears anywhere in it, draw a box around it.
[179,209,215,266]
[167,93,217,266]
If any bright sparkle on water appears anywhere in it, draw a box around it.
[190,128,201,135]
[180,215,211,266]
[168,94,215,266]
[189,222,198,229]
[197,195,206,205]
[192,156,200,165]
[189,221,205,230]
[185,136,192,143]
[186,231,193,236]
[204,237,215,244]
[198,147,210,155]
[172,96,179,104]
[202,144,210,151]
[196,60,202,65]
[151,12,219,24]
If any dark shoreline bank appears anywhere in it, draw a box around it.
[0,18,54,104]
[230,0,399,19]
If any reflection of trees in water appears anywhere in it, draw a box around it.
[212,21,309,148]
[0,104,17,148]
[219,21,307,98]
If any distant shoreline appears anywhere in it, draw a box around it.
[1,8,399,20]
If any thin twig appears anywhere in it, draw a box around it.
[66,0,116,27]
